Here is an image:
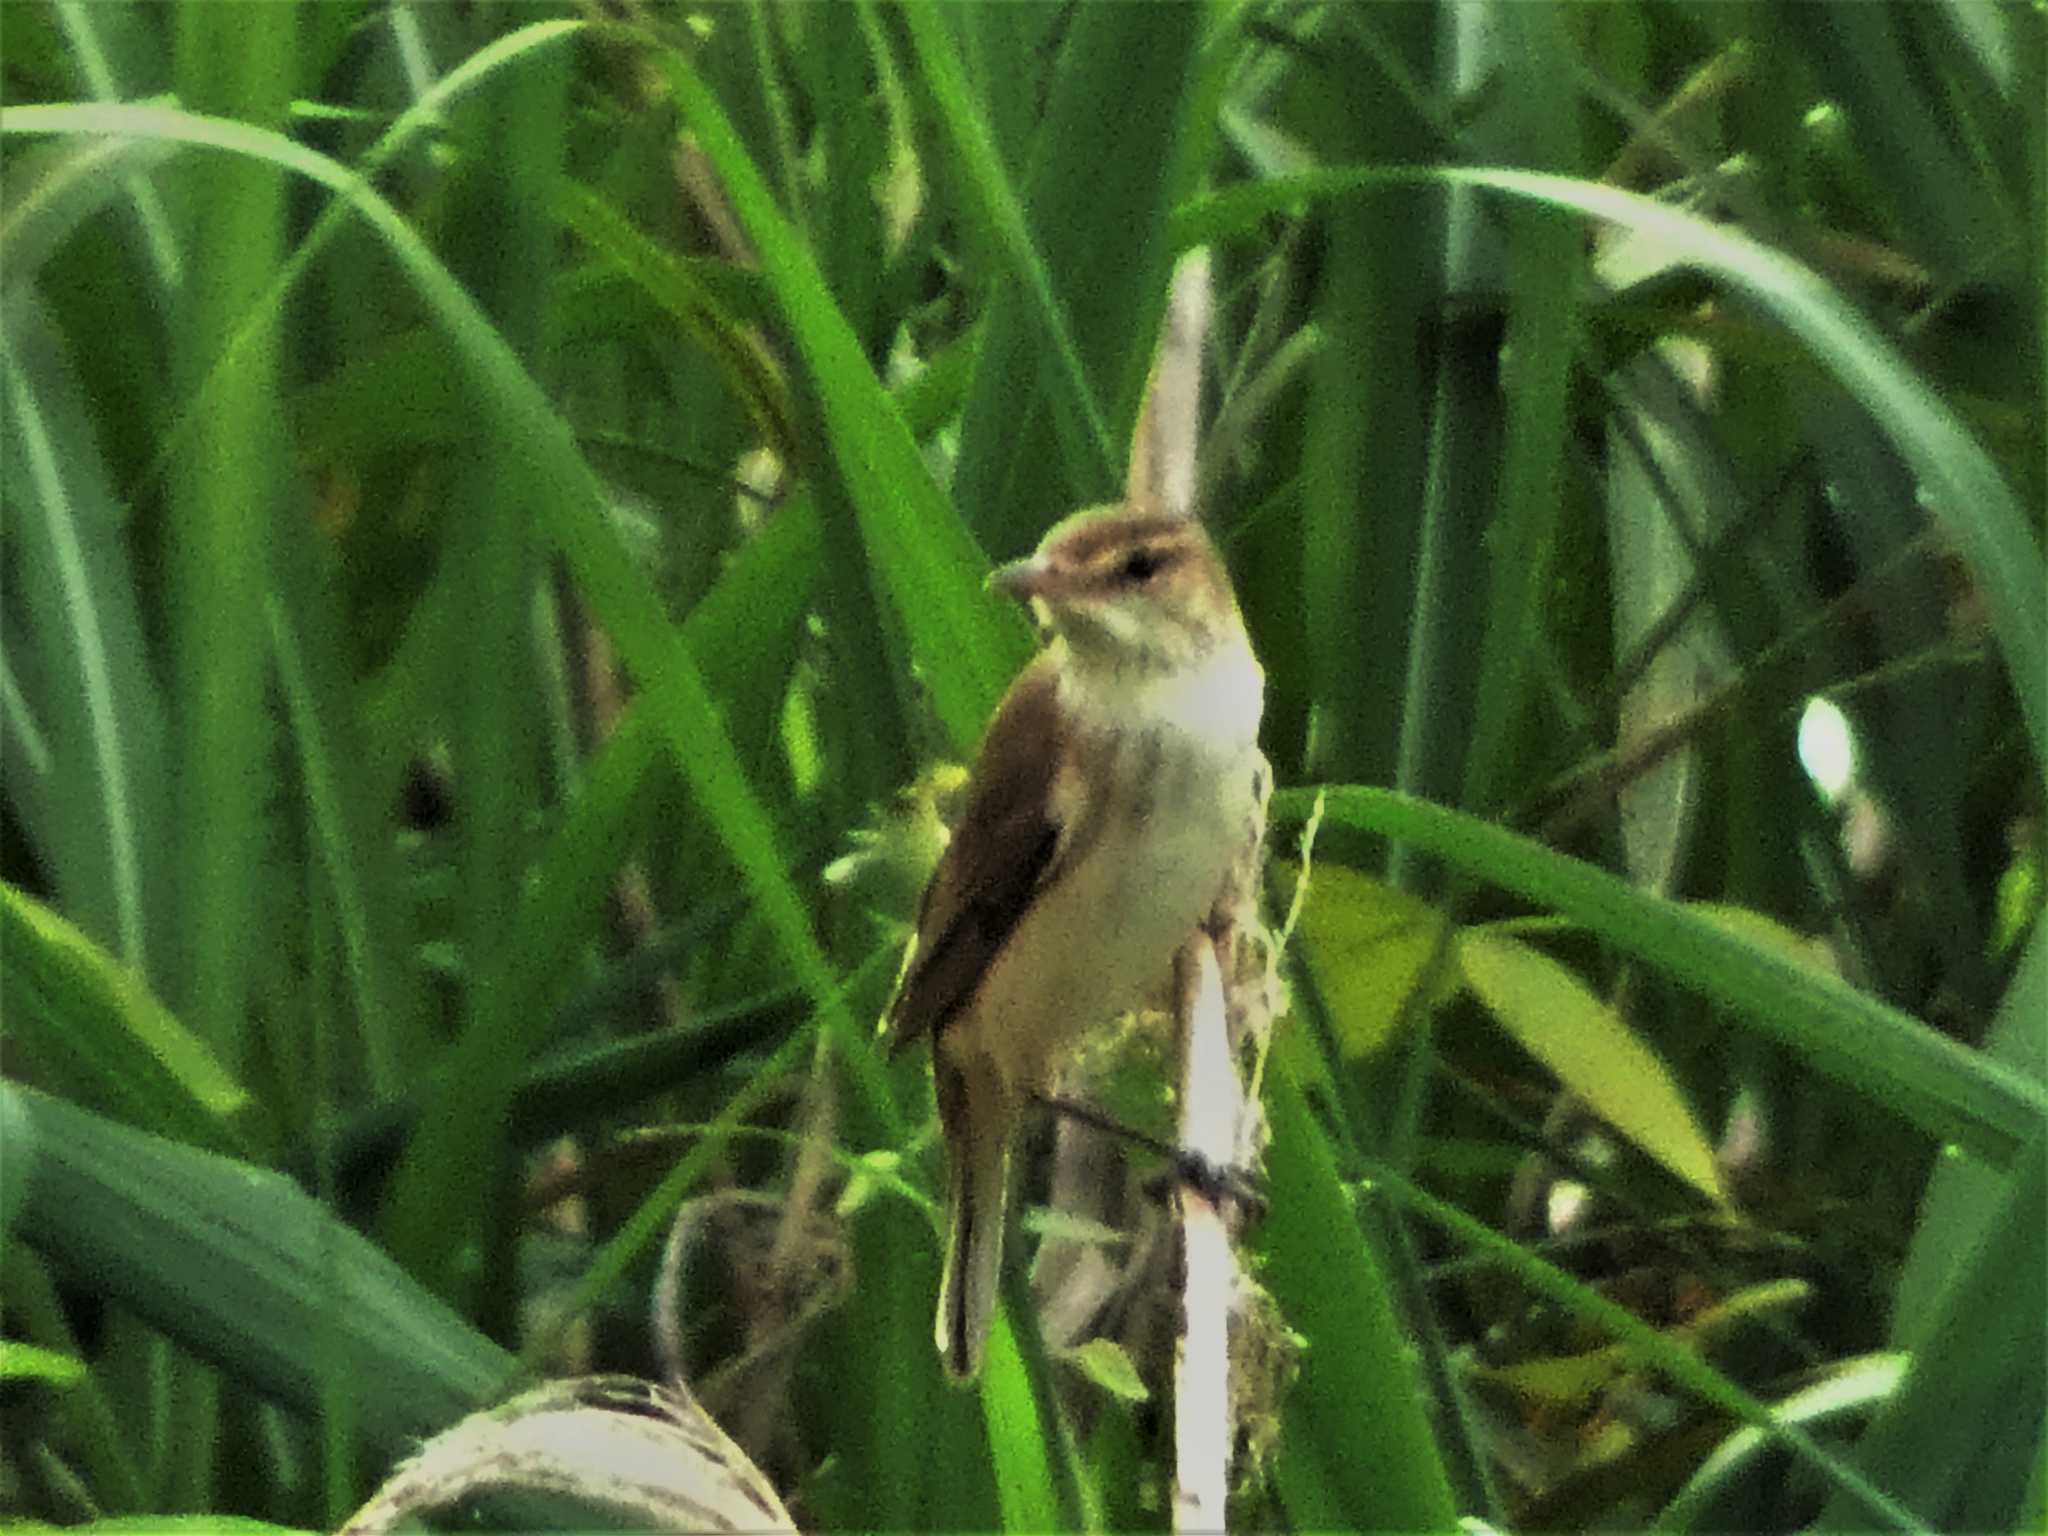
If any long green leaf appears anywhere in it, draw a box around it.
[1273,786,2048,1164]
[0,97,853,1173]
[1262,1053,1461,1530]
[654,44,1028,756]
[945,0,1203,553]
[0,292,170,979]
[165,1,293,1067]
[3,1083,509,1453]
[1460,10,1583,814]
[264,520,430,1097]
[893,0,1115,488]
[1364,1156,1925,1532]
[0,883,263,1160]
[382,24,567,1302]
[1177,166,2048,778]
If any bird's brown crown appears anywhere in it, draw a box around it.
[991,504,1244,673]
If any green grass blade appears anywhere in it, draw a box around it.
[1775,4,2015,282]
[48,0,181,289]
[0,97,859,1223]
[3,1082,510,1454]
[1178,166,2048,776]
[1459,5,1583,814]
[0,131,178,288]
[946,0,1203,553]
[1262,1052,1460,1530]
[894,0,1114,488]
[978,1313,1064,1533]
[164,2,294,1061]
[0,882,263,1160]
[264,518,430,1097]
[1273,786,2048,1164]
[1821,1130,2045,1532]
[654,42,1028,754]
[1366,1158,1927,1532]
[1290,7,1441,791]
[378,30,568,1302]
[386,499,822,1292]
[1829,923,2048,1530]
[554,176,795,454]
[0,292,170,978]
[2,1248,149,1513]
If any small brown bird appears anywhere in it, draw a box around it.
[886,502,1267,1381]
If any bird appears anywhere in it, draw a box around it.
[886,501,1267,1381]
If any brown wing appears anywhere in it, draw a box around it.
[886,657,1072,1053]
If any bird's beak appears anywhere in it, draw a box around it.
[988,556,1054,601]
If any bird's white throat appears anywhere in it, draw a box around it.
[1055,633,1264,758]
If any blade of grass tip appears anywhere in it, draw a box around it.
[0,882,263,1159]
[1174,165,2048,779]
[653,39,1028,753]
[1775,3,2011,283]
[1271,786,2048,1165]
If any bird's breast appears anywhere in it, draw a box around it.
[959,713,1262,1094]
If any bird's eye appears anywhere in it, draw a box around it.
[1118,547,1164,584]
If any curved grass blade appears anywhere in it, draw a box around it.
[893,0,1115,489]
[1272,786,2048,1165]
[3,1083,509,1454]
[652,45,1028,755]
[0,292,170,980]
[0,99,858,1280]
[0,103,839,958]
[1177,166,2047,777]
[1,883,263,1159]
[1363,1157,1925,1533]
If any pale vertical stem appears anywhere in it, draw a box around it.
[1173,932,1237,1531]
[1129,248,1212,520]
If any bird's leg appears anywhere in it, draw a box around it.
[1033,1092,1266,1218]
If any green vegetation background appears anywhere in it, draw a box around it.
[2,2,2042,1531]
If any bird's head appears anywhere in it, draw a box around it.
[988,504,1246,677]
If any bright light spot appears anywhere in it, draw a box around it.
[1798,696,1857,804]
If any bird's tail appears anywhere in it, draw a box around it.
[934,1060,1012,1383]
